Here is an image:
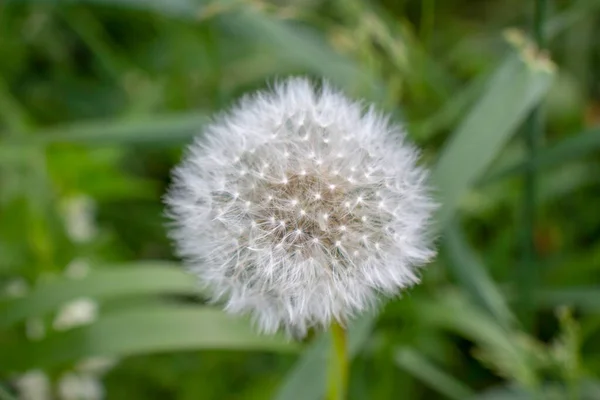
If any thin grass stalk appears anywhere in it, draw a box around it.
[420,0,435,48]
[519,0,548,330]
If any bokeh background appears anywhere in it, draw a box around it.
[1,0,599,399]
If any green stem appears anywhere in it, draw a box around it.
[518,0,548,331]
[326,320,348,400]
[420,0,435,49]
[533,0,547,47]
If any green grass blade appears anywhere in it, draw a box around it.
[481,127,600,184]
[432,53,554,227]
[417,294,518,360]
[546,0,600,39]
[395,347,475,400]
[0,78,32,134]
[12,113,208,145]
[470,385,532,400]
[5,0,201,17]
[412,70,490,141]
[0,262,196,328]
[444,222,515,329]
[417,292,537,386]
[223,10,382,100]
[3,305,297,371]
[537,287,600,312]
[470,380,600,400]
[517,0,549,331]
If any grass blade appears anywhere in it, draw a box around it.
[517,0,549,330]
[12,113,209,145]
[395,347,475,400]
[481,127,600,184]
[3,305,297,371]
[417,292,538,386]
[537,287,600,312]
[444,222,515,329]
[0,262,196,328]
[223,10,383,100]
[432,51,554,227]
[5,0,201,17]
[411,70,490,141]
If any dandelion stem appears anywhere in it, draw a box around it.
[326,320,348,400]
[518,0,547,331]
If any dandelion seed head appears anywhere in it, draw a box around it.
[166,78,436,337]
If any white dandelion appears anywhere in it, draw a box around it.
[166,77,436,337]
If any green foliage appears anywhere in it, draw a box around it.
[432,51,554,227]
[395,347,475,400]
[5,305,296,372]
[0,0,598,399]
[0,262,195,327]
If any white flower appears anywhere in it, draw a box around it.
[53,298,98,331]
[58,373,104,400]
[166,78,436,337]
[61,196,97,243]
[14,370,50,400]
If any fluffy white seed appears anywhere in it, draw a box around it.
[166,77,436,338]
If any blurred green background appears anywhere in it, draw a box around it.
[1,0,599,399]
